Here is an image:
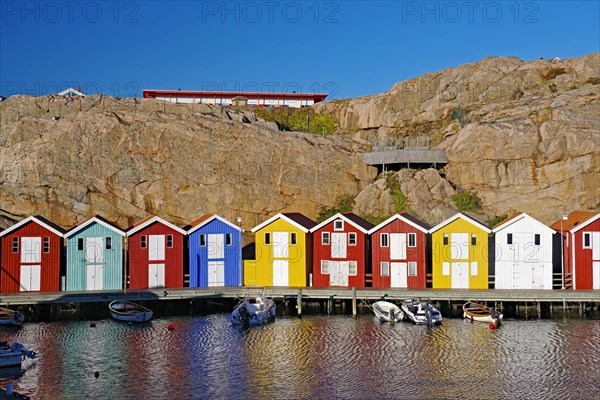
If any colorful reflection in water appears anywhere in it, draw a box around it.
[1,315,599,399]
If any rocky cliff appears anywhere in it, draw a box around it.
[0,96,373,230]
[315,53,600,224]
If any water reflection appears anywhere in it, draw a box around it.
[1,315,599,399]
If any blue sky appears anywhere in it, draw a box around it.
[1,1,599,100]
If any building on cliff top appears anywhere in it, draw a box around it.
[143,89,327,108]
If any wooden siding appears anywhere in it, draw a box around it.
[431,217,489,289]
[312,219,368,288]
[65,223,124,291]
[494,215,554,290]
[370,219,427,289]
[250,218,311,287]
[129,222,184,289]
[0,221,62,293]
[572,218,600,289]
[189,219,242,287]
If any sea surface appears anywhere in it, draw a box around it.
[1,312,599,400]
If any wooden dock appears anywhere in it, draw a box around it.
[1,287,598,306]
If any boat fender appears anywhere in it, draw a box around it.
[489,323,496,330]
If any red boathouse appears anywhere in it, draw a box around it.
[0,216,64,293]
[368,213,431,289]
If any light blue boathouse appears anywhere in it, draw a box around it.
[65,216,126,291]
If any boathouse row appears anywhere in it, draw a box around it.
[0,211,599,293]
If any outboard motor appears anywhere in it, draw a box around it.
[425,305,433,326]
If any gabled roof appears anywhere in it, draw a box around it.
[251,213,316,233]
[64,216,126,238]
[310,212,374,234]
[429,213,491,234]
[187,214,242,234]
[367,213,430,235]
[58,87,85,97]
[0,216,65,238]
[126,216,186,236]
[492,212,555,233]
[549,211,599,234]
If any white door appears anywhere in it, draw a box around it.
[207,261,225,286]
[329,261,349,287]
[390,262,407,288]
[592,232,600,260]
[273,260,288,286]
[273,232,289,258]
[19,265,41,292]
[86,237,104,263]
[149,235,165,261]
[531,265,545,289]
[148,263,165,288]
[451,262,469,288]
[331,233,347,258]
[451,233,469,260]
[390,234,407,260]
[208,234,224,259]
[21,237,41,263]
[86,265,104,290]
[593,262,600,290]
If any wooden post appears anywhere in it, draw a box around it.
[297,289,302,318]
[537,302,541,318]
[352,287,357,319]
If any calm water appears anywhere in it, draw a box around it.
[1,313,599,400]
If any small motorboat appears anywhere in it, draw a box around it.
[372,301,404,323]
[401,299,443,325]
[0,307,24,326]
[0,342,37,368]
[109,300,153,323]
[463,302,503,326]
[231,296,276,328]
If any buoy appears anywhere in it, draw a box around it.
[167,323,175,331]
[90,322,96,328]
[489,323,496,330]
[94,371,100,378]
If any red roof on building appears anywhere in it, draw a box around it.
[143,89,328,101]
[550,211,598,232]
[342,213,375,231]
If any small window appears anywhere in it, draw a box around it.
[408,233,416,247]
[322,232,330,245]
[264,232,271,245]
[225,233,232,246]
[471,234,477,246]
[43,237,50,253]
[380,262,389,276]
[167,234,174,248]
[443,233,449,246]
[12,237,19,253]
[381,233,389,247]
[471,261,478,276]
[534,234,541,246]
[77,238,84,251]
[349,261,357,276]
[408,262,417,276]
[442,262,450,276]
[321,260,330,274]
[334,220,344,231]
[141,235,147,249]
[348,233,357,246]
[291,232,297,245]
[200,234,206,247]
[583,233,591,248]
[106,237,112,250]
[507,233,513,245]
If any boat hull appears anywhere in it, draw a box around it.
[401,300,443,325]
[372,301,404,323]
[463,302,503,326]
[0,353,22,368]
[0,308,24,326]
[109,301,153,322]
[232,298,276,326]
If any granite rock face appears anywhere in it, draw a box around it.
[0,96,373,230]
[315,53,600,224]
